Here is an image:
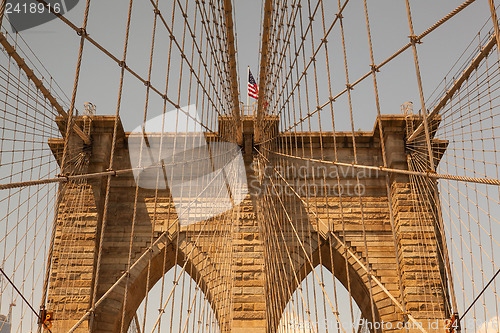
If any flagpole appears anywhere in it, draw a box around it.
[247,66,250,110]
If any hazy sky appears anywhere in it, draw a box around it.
[1,1,498,331]
[4,0,494,132]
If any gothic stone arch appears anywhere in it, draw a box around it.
[46,115,452,332]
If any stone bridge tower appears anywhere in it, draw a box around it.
[46,113,452,332]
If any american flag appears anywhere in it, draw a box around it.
[248,69,259,99]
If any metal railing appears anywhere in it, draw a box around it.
[241,102,257,116]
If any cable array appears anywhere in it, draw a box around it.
[0,0,499,332]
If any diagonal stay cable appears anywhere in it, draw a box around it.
[0,146,240,190]
[147,155,243,332]
[34,0,219,137]
[460,267,500,321]
[260,0,476,142]
[0,267,53,333]
[262,165,347,333]
[254,148,430,333]
[68,150,241,332]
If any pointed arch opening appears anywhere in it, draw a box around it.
[126,264,221,333]
[277,266,370,333]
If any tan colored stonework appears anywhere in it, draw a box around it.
[46,115,451,332]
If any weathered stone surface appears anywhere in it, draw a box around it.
[46,115,451,332]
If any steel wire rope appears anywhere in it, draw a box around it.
[258,0,478,146]
[0,267,53,333]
